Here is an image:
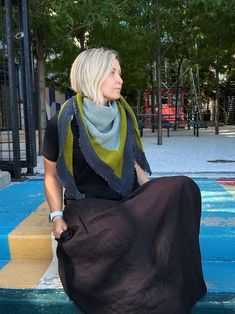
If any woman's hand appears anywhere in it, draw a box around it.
[44,157,66,239]
[52,216,68,239]
[134,162,150,185]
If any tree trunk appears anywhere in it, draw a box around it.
[36,46,46,155]
[215,33,221,135]
[78,29,86,51]
[174,56,184,130]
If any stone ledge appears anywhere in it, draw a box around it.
[0,289,234,314]
[8,205,52,260]
[0,260,51,289]
[0,170,11,189]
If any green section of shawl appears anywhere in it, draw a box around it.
[76,93,126,178]
[58,100,74,176]
[64,119,73,175]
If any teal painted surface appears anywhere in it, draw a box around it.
[0,179,45,268]
[192,293,235,313]
[195,178,235,213]
[200,235,235,261]
[0,260,8,269]
[203,261,235,292]
[0,289,82,314]
[194,178,235,261]
[0,289,234,314]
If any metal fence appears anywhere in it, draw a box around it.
[0,0,36,179]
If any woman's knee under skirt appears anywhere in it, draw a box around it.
[56,176,207,314]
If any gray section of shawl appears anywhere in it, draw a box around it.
[82,97,121,151]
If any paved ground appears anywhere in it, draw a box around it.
[142,125,235,177]
[33,124,235,177]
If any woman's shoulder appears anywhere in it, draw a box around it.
[44,112,59,133]
[42,112,59,161]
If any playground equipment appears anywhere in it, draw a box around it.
[136,65,209,137]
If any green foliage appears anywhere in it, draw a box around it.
[28,0,235,104]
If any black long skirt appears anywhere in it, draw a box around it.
[56,176,207,314]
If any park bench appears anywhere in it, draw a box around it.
[137,113,208,137]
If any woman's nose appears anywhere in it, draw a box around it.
[117,73,123,84]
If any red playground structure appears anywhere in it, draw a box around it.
[141,87,189,127]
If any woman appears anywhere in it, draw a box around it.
[43,48,206,314]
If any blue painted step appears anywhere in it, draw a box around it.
[202,261,235,293]
[0,234,11,262]
[0,260,8,269]
[0,179,45,264]
[0,289,234,314]
[200,211,235,261]
[195,178,235,213]
[200,233,235,261]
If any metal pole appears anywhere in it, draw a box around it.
[196,64,202,115]
[19,0,37,173]
[195,41,202,117]
[156,0,162,145]
[152,62,156,133]
[5,0,21,179]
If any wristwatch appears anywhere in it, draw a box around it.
[49,211,63,223]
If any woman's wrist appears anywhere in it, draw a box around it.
[52,215,64,223]
[49,210,63,222]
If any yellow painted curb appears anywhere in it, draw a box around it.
[0,259,51,288]
[8,202,53,260]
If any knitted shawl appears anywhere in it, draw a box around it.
[56,93,151,199]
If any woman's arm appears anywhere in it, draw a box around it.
[134,162,150,185]
[43,157,68,238]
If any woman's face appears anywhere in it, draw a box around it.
[101,59,123,104]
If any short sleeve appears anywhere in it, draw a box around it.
[42,113,59,161]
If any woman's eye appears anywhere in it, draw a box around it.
[110,69,122,77]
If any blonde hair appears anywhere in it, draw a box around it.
[70,48,119,105]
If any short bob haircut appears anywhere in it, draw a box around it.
[70,48,119,106]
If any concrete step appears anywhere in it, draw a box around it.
[0,288,81,314]
[0,170,11,189]
[8,202,52,260]
[0,260,51,289]
[192,293,235,313]
[1,187,234,263]
[202,261,235,293]
[5,205,235,264]
[200,212,235,261]
[0,289,234,314]
[0,179,45,263]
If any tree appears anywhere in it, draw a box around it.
[193,0,235,133]
[28,0,235,150]
[29,0,77,153]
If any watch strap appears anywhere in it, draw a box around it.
[49,211,63,222]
